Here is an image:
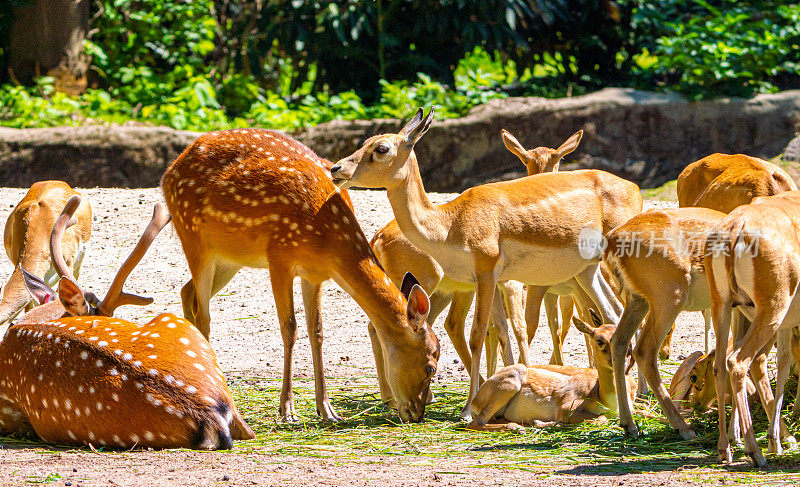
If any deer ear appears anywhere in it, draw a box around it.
[401,107,434,148]
[572,316,596,336]
[501,129,527,162]
[554,130,583,159]
[400,272,421,299]
[20,266,56,305]
[588,308,604,328]
[58,277,88,316]
[406,284,430,331]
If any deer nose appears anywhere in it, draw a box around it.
[330,164,342,174]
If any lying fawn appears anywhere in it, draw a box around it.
[0,196,254,449]
[467,309,635,431]
[0,181,91,332]
[162,128,439,423]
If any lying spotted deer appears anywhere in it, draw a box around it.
[707,191,800,466]
[161,129,439,424]
[0,196,255,449]
[331,108,640,419]
[467,309,636,431]
[369,129,586,381]
[0,181,91,333]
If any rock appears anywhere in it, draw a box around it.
[2,88,800,190]
[783,135,800,163]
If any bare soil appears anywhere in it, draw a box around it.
[0,187,731,486]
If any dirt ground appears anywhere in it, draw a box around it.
[0,187,730,486]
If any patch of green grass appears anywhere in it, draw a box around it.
[227,375,800,480]
[641,179,678,201]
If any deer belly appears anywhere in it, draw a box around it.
[502,386,559,423]
[498,242,589,285]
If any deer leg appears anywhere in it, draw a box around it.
[703,309,712,354]
[490,286,514,367]
[559,295,574,344]
[525,286,547,346]
[543,292,563,365]
[367,322,393,406]
[180,261,240,339]
[634,300,696,439]
[444,290,475,375]
[611,294,649,438]
[575,264,620,324]
[301,279,341,423]
[728,307,787,469]
[461,271,496,421]
[270,266,299,423]
[499,281,529,365]
[468,364,524,428]
[485,325,500,378]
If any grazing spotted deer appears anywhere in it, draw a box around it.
[467,310,636,431]
[0,196,255,449]
[0,181,91,333]
[706,191,800,466]
[161,129,439,423]
[369,129,585,381]
[330,108,641,419]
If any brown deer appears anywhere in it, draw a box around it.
[467,310,636,432]
[706,191,800,466]
[330,108,641,419]
[161,128,440,423]
[0,196,255,449]
[0,181,91,333]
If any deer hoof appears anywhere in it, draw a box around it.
[679,428,697,441]
[718,448,733,464]
[750,450,767,468]
[318,403,343,423]
[622,422,639,438]
[767,438,782,456]
[459,404,473,422]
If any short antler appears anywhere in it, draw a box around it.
[97,203,172,316]
[50,194,82,283]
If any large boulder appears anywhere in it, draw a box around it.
[0,125,199,187]
[1,88,799,190]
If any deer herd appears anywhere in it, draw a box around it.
[0,108,798,467]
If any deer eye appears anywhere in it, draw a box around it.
[375,144,390,154]
[596,339,605,347]
[425,365,435,377]
[690,375,697,383]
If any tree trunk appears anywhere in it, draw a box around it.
[7,0,90,85]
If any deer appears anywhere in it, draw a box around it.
[467,309,636,432]
[604,207,730,440]
[161,128,440,424]
[0,196,255,449]
[665,153,799,356]
[368,129,586,381]
[706,190,800,467]
[330,108,642,419]
[0,181,91,334]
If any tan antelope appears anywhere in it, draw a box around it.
[677,153,796,213]
[663,153,799,355]
[467,310,636,432]
[161,129,439,423]
[0,181,91,333]
[330,108,641,419]
[604,207,727,440]
[706,191,800,466]
[369,129,585,381]
[0,196,255,449]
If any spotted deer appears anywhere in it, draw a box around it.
[0,196,255,449]
[331,108,641,419]
[467,310,636,432]
[161,129,439,423]
[0,181,91,333]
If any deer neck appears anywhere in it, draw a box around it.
[385,153,451,250]
[595,364,619,411]
[333,253,409,339]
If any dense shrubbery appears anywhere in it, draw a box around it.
[0,0,799,131]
